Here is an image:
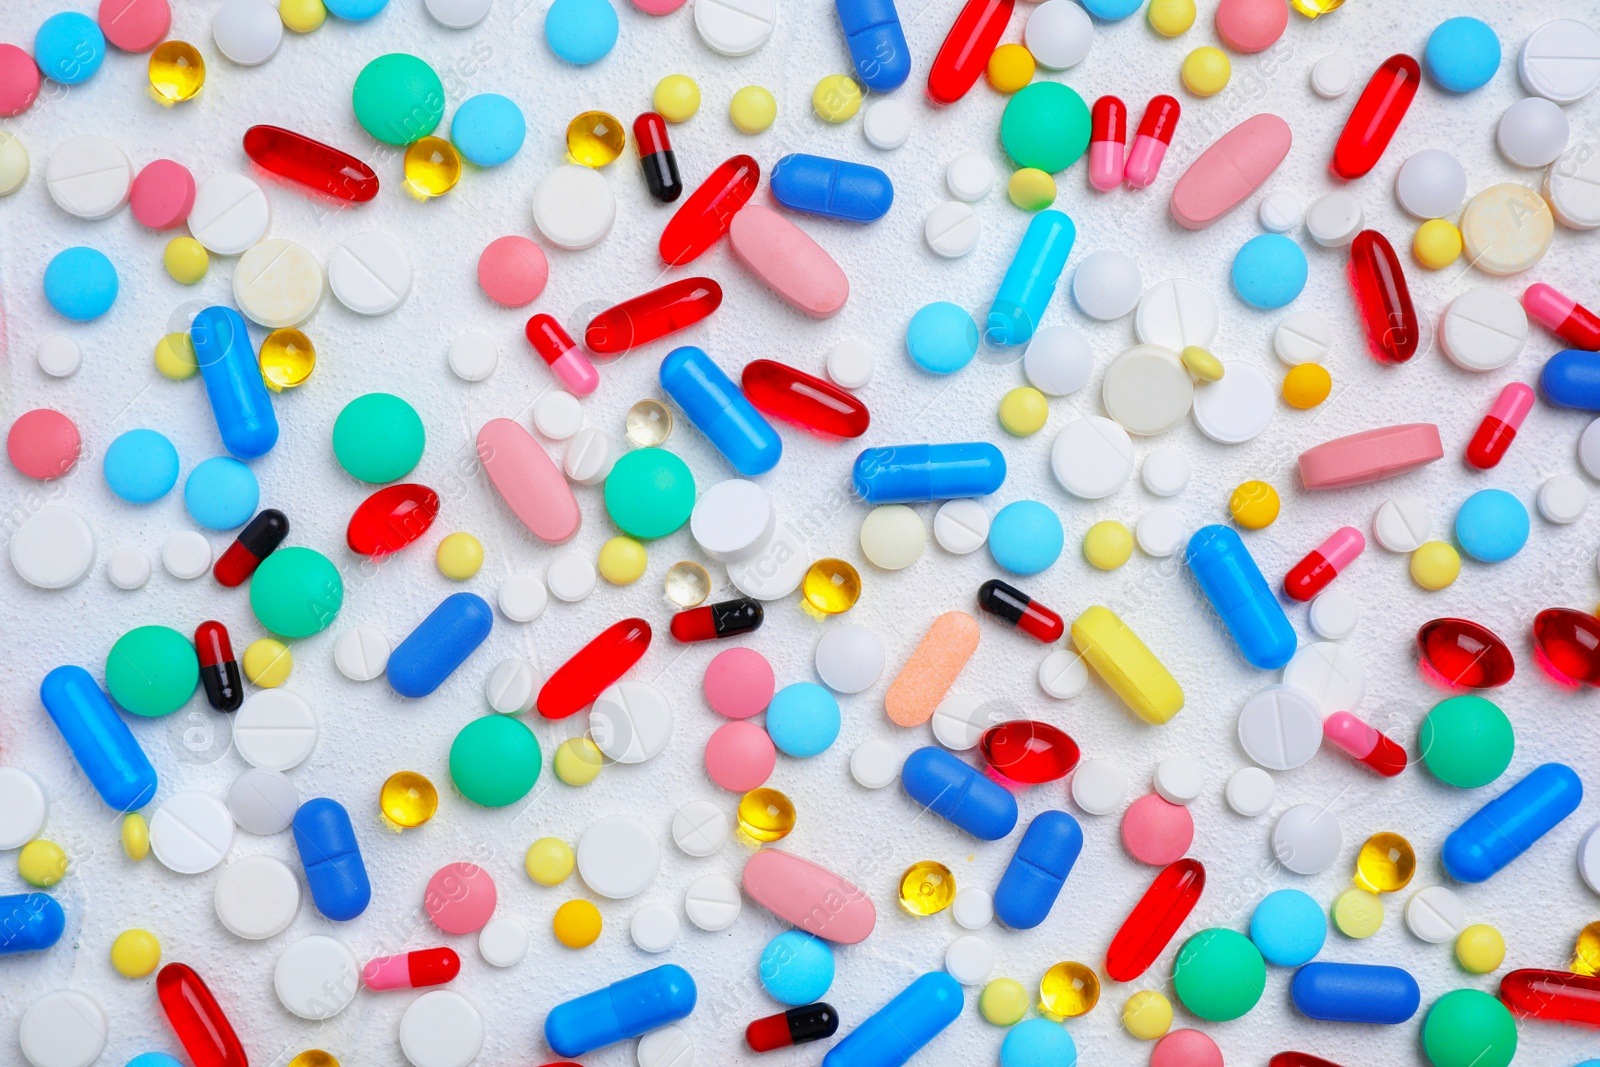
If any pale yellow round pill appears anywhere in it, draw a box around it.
[1414,218,1463,269]
[1411,541,1461,590]
[813,74,862,123]
[979,977,1029,1025]
[860,504,926,571]
[1123,989,1173,1040]
[1180,345,1224,381]
[111,929,162,978]
[1455,923,1505,974]
[279,0,327,33]
[243,638,293,687]
[999,387,1049,436]
[154,332,199,380]
[987,43,1035,93]
[526,837,575,885]
[164,236,208,284]
[1084,520,1134,570]
[437,532,484,580]
[1332,887,1384,938]
[1182,47,1231,96]
[598,537,646,585]
[1008,168,1056,211]
[1148,0,1196,36]
[655,74,701,122]
[18,839,68,887]
[122,813,150,861]
[730,86,777,134]
[555,737,604,786]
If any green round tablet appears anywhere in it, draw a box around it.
[603,448,695,539]
[450,715,542,807]
[1172,928,1266,1021]
[1419,695,1514,788]
[1000,82,1091,173]
[105,625,198,717]
[250,547,344,638]
[1422,989,1517,1067]
[352,54,445,146]
[332,393,425,483]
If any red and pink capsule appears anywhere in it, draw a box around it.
[1324,712,1406,776]
[1089,96,1126,192]
[1465,383,1534,470]
[1124,95,1179,189]
[362,947,461,990]
[1284,527,1364,602]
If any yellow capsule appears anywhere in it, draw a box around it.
[110,928,161,978]
[803,558,861,615]
[279,0,328,33]
[18,839,68,888]
[553,899,602,947]
[380,770,439,829]
[980,978,1029,1025]
[1414,218,1463,269]
[154,331,199,379]
[122,813,150,861]
[1331,887,1384,938]
[403,136,462,199]
[1283,362,1332,409]
[730,86,778,134]
[288,1053,340,1067]
[1289,0,1343,15]
[987,43,1035,93]
[436,532,485,580]
[527,837,575,885]
[1007,169,1056,212]
[1181,345,1224,382]
[1123,989,1173,1039]
[1571,920,1600,976]
[555,737,604,786]
[737,787,796,843]
[1354,831,1416,893]
[1148,0,1196,36]
[566,111,626,167]
[243,638,293,687]
[626,399,673,446]
[163,237,208,285]
[898,860,955,916]
[1039,960,1100,1018]
[813,75,862,123]
[1182,47,1231,96]
[1456,923,1505,974]
[148,41,205,105]
[258,328,315,391]
[664,560,711,608]
[1084,520,1134,570]
[1229,480,1280,529]
[1411,541,1461,590]
[654,74,700,123]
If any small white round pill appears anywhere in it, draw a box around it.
[1310,54,1355,98]
[485,658,539,714]
[631,903,681,953]
[1070,757,1126,815]
[826,337,874,389]
[671,800,728,857]
[850,739,897,789]
[1373,496,1431,553]
[162,531,212,580]
[1405,885,1465,943]
[1258,190,1302,233]
[1274,309,1332,365]
[1038,649,1088,699]
[946,152,995,202]
[933,499,989,554]
[1308,588,1360,640]
[863,99,912,150]
[925,201,981,259]
[951,886,994,930]
[1538,473,1590,524]
[638,1024,694,1067]
[1304,190,1364,248]
[106,546,151,591]
[1225,766,1275,817]
[478,916,529,967]
[684,873,741,931]
[448,331,499,382]
[498,573,549,622]
[1154,756,1204,805]
[944,934,995,985]
[37,334,81,378]
[1141,446,1192,497]
[533,390,584,439]
[333,625,390,681]
[547,551,597,602]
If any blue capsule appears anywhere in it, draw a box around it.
[771,154,894,223]
[901,747,1018,840]
[660,346,782,476]
[994,810,1082,930]
[834,0,911,93]
[292,797,371,921]
[39,666,157,812]
[1540,349,1600,410]
[387,592,494,699]
[1442,762,1582,882]
[822,971,962,1067]
[190,306,279,460]
[1185,525,1297,670]
[987,210,1075,346]
[1290,962,1420,1024]
[852,442,1006,504]
[545,964,697,1057]
[0,894,66,955]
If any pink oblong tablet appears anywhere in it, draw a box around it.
[1214,0,1286,54]
[886,611,980,727]
[7,409,80,480]
[477,235,549,308]
[99,0,171,52]
[705,720,776,792]
[632,0,687,11]
[424,861,497,934]
[729,204,848,319]
[1121,793,1194,866]
[1298,423,1443,490]
[477,418,581,544]
[704,647,775,719]
[0,44,41,117]
[1169,114,1292,230]
[742,848,877,944]
[130,159,196,230]
[1152,1029,1223,1067]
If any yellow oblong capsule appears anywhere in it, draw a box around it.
[1071,606,1184,724]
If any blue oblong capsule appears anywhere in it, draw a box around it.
[660,346,782,476]
[545,964,698,1057]
[834,0,911,93]
[292,797,371,921]
[1290,962,1420,1024]
[771,154,894,223]
[387,592,494,698]
[1540,349,1600,410]
[852,442,1006,504]
[0,893,66,955]
[993,810,1082,930]
[1185,525,1297,670]
[39,665,157,812]
[901,747,1018,840]
[190,305,279,459]
[822,971,962,1067]
[1442,762,1583,883]
[987,210,1076,346]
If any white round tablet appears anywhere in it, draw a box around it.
[826,337,874,389]
[1373,496,1430,552]
[485,657,539,715]
[1072,250,1142,320]
[639,1025,694,1067]
[1070,757,1127,815]
[591,681,673,764]
[235,689,318,771]
[631,903,681,952]
[1154,756,1204,805]
[1038,649,1088,699]
[19,990,106,1067]
[945,934,994,984]
[568,429,625,484]
[931,693,988,750]
[400,991,485,1067]
[533,391,583,439]
[815,623,886,694]
[1102,345,1194,436]
[1134,507,1185,558]
[1538,473,1590,524]
[1546,143,1600,230]
[1498,96,1570,168]
[694,0,775,55]
[334,624,390,680]
[1237,685,1323,770]
[1308,588,1360,640]
[850,739,898,789]
[1141,446,1191,497]
[1023,324,1094,396]
[1052,416,1135,499]
[189,173,270,255]
[863,98,912,150]
[534,164,616,250]
[1578,822,1600,895]
[38,334,81,378]
[1258,190,1302,233]
[1304,190,1364,248]
[234,238,324,328]
[0,768,47,849]
[45,134,131,221]
[106,546,151,590]
[1394,149,1467,220]
[227,768,298,834]
[1135,279,1218,351]
[478,915,528,967]
[11,506,95,590]
[728,521,808,600]
[1581,419,1600,480]
[1521,19,1600,104]
[578,814,660,898]
[1282,642,1365,718]
[448,331,499,382]
[946,152,995,202]
[933,499,990,554]
[1310,53,1355,98]
[547,551,598,602]
[426,0,493,29]
[1225,766,1274,817]
[213,0,283,66]
[1192,362,1273,444]
[162,530,212,579]
[1271,803,1342,875]
[1405,885,1465,943]
[150,790,235,874]
[498,573,548,622]
[691,479,775,562]
[672,800,729,857]
[925,201,981,259]
[1024,0,1092,70]
[951,886,994,930]
[1274,309,1331,365]
[215,853,300,939]
[275,935,358,1020]
[685,872,742,931]
[1439,288,1527,372]
[329,231,411,314]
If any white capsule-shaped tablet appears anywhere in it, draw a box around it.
[329,231,411,315]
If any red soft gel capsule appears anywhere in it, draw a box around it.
[978,720,1079,784]
[1532,608,1600,687]
[347,484,439,557]
[243,125,379,203]
[585,278,722,354]
[741,359,870,439]
[538,618,652,718]
[157,963,248,1067]
[1415,618,1514,689]
[1499,968,1600,1025]
[1348,230,1418,364]
[659,155,759,266]
[1105,858,1204,982]
[927,0,1014,106]
[1271,1055,1351,1067]
[1331,53,1419,180]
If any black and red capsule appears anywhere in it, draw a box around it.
[746,1002,838,1053]
[669,597,763,642]
[977,579,1065,642]
[214,508,288,587]
[194,621,243,712]
[633,112,682,203]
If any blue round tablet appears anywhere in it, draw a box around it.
[1080,0,1141,19]
[104,429,180,504]
[989,500,1063,575]
[545,0,619,65]
[1455,488,1529,563]
[126,1056,185,1067]
[759,931,834,1006]
[184,457,260,530]
[1231,234,1308,310]
[451,93,527,167]
[44,247,118,322]
[1424,17,1501,93]
[765,682,841,758]
[907,302,980,374]
[1250,888,1326,967]
[34,12,105,85]
[323,0,390,18]
[1000,1018,1078,1067]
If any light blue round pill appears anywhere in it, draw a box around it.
[34,12,105,85]
[451,93,527,167]
[44,247,118,321]
[1080,0,1141,19]
[988,501,1063,576]
[185,457,260,530]
[126,1056,185,1067]
[1455,488,1529,563]
[104,429,180,504]
[1424,17,1501,93]
[765,682,841,758]
[1000,1018,1078,1067]
[759,931,834,1006]
[1250,888,1326,967]
[1231,234,1308,310]
[907,302,980,374]
[323,0,390,18]
[544,0,619,65]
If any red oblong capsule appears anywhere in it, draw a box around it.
[1499,968,1600,1025]
[659,155,760,266]
[1349,230,1418,364]
[1525,283,1600,351]
[1323,712,1407,776]
[927,0,1014,106]
[1088,95,1127,192]
[157,963,248,1067]
[1105,858,1205,982]
[1284,526,1365,602]
[747,1003,839,1052]
[1416,618,1515,689]
[585,278,722,354]
[634,111,682,203]
[194,621,243,712]
[1466,382,1535,470]
[243,125,379,203]
[1124,94,1179,189]
[1270,1055,1350,1067]
[347,484,440,557]
[976,579,1064,642]
[978,720,1080,784]
[538,618,652,718]
[670,598,763,643]
[363,947,461,990]
[741,359,870,438]
[1532,608,1600,686]
[214,508,288,587]
[525,314,600,397]
[1332,54,1420,180]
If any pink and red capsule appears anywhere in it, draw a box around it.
[363,947,460,990]
[1284,527,1364,602]
[1125,95,1179,189]
[1324,712,1407,776]
[1526,283,1600,351]
[1090,95,1179,191]
[1466,382,1534,470]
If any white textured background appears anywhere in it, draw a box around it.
[2,0,1599,1064]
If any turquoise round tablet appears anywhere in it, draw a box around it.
[332,393,425,483]
[765,683,841,758]
[1419,695,1513,788]
[451,93,526,166]
[34,12,104,85]
[106,625,198,718]
[1000,82,1091,173]
[604,448,695,538]
[1250,888,1326,966]
[352,54,445,145]
[324,0,389,19]
[1172,928,1266,1021]
[450,715,542,807]
[1000,1019,1078,1067]
[250,547,344,638]
[988,500,1063,575]
[103,429,179,503]
[44,247,118,321]
[1424,17,1500,93]
[184,457,259,530]
[126,1055,184,1067]
[1082,0,1141,18]
[1422,989,1516,1067]
[1231,234,1307,309]
[544,0,619,65]
[907,302,979,374]
[759,931,835,1005]
[1454,489,1529,562]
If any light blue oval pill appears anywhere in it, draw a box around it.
[184,457,260,530]
[1000,1018,1078,1066]
[759,931,834,1005]
[44,247,118,321]
[765,682,841,758]
[126,1056,185,1067]
[324,0,390,17]
[34,12,105,85]
[104,429,180,504]
[907,302,980,374]
[1250,888,1326,967]
[1081,0,1141,19]
[1455,488,1529,563]
[988,500,1063,575]
[544,0,619,65]
[1232,234,1308,310]
[1424,17,1501,93]
[451,93,527,167]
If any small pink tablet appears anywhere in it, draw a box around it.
[742,848,877,944]
[1121,793,1194,865]
[477,235,549,308]
[1298,423,1443,490]
[704,647,775,719]
[631,0,687,12]
[729,204,848,319]
[0,44,41,117]
[704,720,776,792]
[98,0,172,52]
[885,612,980,728]
[1214,0,1287,54]
[424,862,497,934]
[1169,114,1292,230]
[477,418,581,544]
[7,409,80,480]
[1151,1029,1223,1067]
[130,159,195,230]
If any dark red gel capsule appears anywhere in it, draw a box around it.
[243,125,379,203]
[741,359,870,438]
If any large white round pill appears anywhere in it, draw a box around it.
[38,334,81,378]
[694,0,775,55]
[1405,885,1465,943]
[189,173,270,255]
[1070,757,1127,815]
[930,692,989,750]
[1024,0,1093,70]
[150,790,235,874]
[45,134,131,220]
[1134,507,1185,558]
[933,499,990,554]
[684,872,742,931]
[162,530,212,579]
[1373,496,1430,552]
[728,521,808,600]
[11,505,95,590]
[479,915,529,967]
[564,427,622,485]
[106,546,151,590]
[1140,446,1191,497]
[631,903,681,952]
[850,739,897,789]
[591,681,673,763]
[1038,649,1088,699]
[534,164,616,250]
[1520,19,1600,104]
[329,231,412,314]
[485,658,539,714]
[925,201,981,258]
[1304,190,1363,247]
[1271,804,1342,875]
[1072,250,1142,320]
[497,574,548,623]
[400,991,485,1067]
[234,238,323,328]
[0,768,47,849]
[1237,685,1323,770]
[1051,416,1134,499]
[274,934,358,1019]
[235,689,318,771]
[577,814,660,898]
[546,551,597,603]
[1282,642,1365,718]
[863,98,912,150]
[227,767,298,834]
[1135,279,1218,351]
[1102,345,1194,435]
[814,623,886,694]
[1498,96,1570,168]
[213,0,283,65]
[951,886,994,930]
[1273,309,1331,365]
[672,800,729,857]
[334,624,390,680]
[691,479,775,562]
[1192,362,1273,444]
[1023,324,1094,396]
[860,505,925,570]
[19,990,106,1067]
[638,1025,695,1067]
[945,934,995,984]
[1154,755,1204,805]
[946,152,995,202]
[1538,473,1589,524]
[1258,190,1302,232]
[1546,143,1600,230]
[1310,53,1354,98]
[1439,288,1527,372]
[1225,766,1275,817]
[1394,149,1466,220]
[1308,588,1360,640]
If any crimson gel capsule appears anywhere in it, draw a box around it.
[157,963,248,1067]
[977,579,1065,642]
[539,618,652,719]
[1088,95,1126,192]
[1525,282,1600,351]
[1349,230,1418,364]
[1465,382,1534,470]
[1415,618,1514,689]
[1124,94,1179,189]
[1532,607,1600,686]
[671,598,763,642]
[747,1002,839,1052]
[1331,54,1420,180]
[347,484,440,557]
[927,0,1014,106]
[1284,526,1364,601]
[741,359,870,439]
[1499,968,1600,1026]
[1323,712,1407,776]
[526,313,600,398]
[213,507,288,587]
[243,124,379,203]
[363,947,461,990]
[659,154,760,266]
[194,621,242,712]
[980,721,1079,784]
[1106,858,1205,982]
[586,278,722,355]
[1271,1056,1350,1067]
[633,112,681,203]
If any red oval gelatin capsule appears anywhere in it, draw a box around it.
[537,618,652,718]
[1532,608,1600,687]
[1348,230,1418,365]
[1499,968,1600,1025]
[1331,54,1420,180]
[741,359,870,439]
[1105,858,1204,982]
[1270,1055,1350,1067]
[1416,618,1514,689]
[157,963,248,1067]
[978,720,1080,784]
[348,484,440,557]
[585,278,722,354]
[927,0,1014,106]
[243,125,379,203]
[659,155,759,266]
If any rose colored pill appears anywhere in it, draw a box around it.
[129,159,196,230]
[703,646,775,719]
[424,861,498,934]
[7,409,81,480]
[98,0,172,52]
[1121,793,1194,865]
[1151,1029,1223,1067]
[1214,0,1286,53]
[704,720,776,792]
[477,235,549,308]
[0,44,41,117]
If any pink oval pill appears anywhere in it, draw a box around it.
[7,409,80,480]
[98,0,172,52]
[0,44,41,117]
[631,0,687,12]
[1151,1029,1223,1067]
[1121,793,1194,865]
[704,647,775,719]
[1214,0,1286,54]
[424,861,497,934]
[477,235,549,308]
[130,159,196,230]
[729,204,849,319]
[705,720,776,792]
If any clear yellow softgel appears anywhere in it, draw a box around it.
[288,1053,339,1067]
[1040,960,1100,1018]
[664,560,710,608]
[148,41,204,105]
[566,112,626,168]
[626,399,673,446]
[737,787,796,842]
[259,328,315,390]
[1572,920,1600,977]
[1355,831,1416,893]
[380,770,439,829]
[803,558,861,615]
[403,136,462,199]
[899,860,955,916]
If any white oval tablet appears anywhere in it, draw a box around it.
[578,814,661,898]
[1070,757,1127,815]
[951,886,994,930]
[1023,324,1093,396]
[213,0,283,66]
[1192,362,1273,444]
[38,334,81,378]
[1521,19,1600,104]
[945,934,995,984]
[1135,278,1218,351]
[498,574,548,622]
[814,623,886,694]
[400,991,485,1067]
[329,231,411,315]
[1394,149,1467,220]
[448,331,499,382]
[1271,803,1342,875]
[672,800,729,857]
[933,499,989,554]
[639,1025,695,1067]
[1154,756,1204,805]
[1237,684,1323,770]
[1225,766,1274,817]
[1024,0,1092,69]
[850,739,897,788]
[1308,588,1360,640]
[1578,822,1600,894]
[227,768,298,834]
[1038,649,1088,699]
[1103,344,1194,436]
[946,152,995,202]
[1440,287,1528,372]
[728,520,808,600]
[1310,53,1354,98]
[1546,143,1600,230]
[826,337,874,389]
[694,0,775,55]
[11,506,95,590]
[1282,642,1365,718]
[478,915,529,967]
[533,391,583,439]
[534,164,616,250]
[1052,416,1134,499]
[1498,96,1570,168]
[1538,473,1589,524]
[274,934,359,1020]
[235,689,318,771]
[485,657,539,714]
[547,551,597,603]
[189,173,270,255]
[334,624,390,680]
[19,990,106,1067]
[45,134,131,220]
[1073,250,1142,320]
[1274,309,1331,365]
[426,0,494,29]
[930,692,987,750]
[1134,507,1185,557]
[1405,885,1465,943]
[106,546,151,590]
[591,681,673,764]
[684,872,742,931]
[691,480,775,562]
[0,768,47,849]
[863,98,912,150]
[233,238,323,328]
[162,530,212,579]
[1304,190,1364,248]
[1141,446,1191,497]
[1373,496,1430,552]
[150,790,235,874]
[925,201,981,258]
[1258,190,1302,233]
[632,903,681,952]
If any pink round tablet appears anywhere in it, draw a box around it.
[130,159,196,230]
[631,0,688,12]
[98,0,172,52]
[1151,1028,1223,1067]
[703,647,775,718]
[704,720,776,792]
[1121,793,1194,866]
[424,861,498,934]
[7,409,81,480]
[0,44,41,118]
[1215,0,1287,54]
[477,235,549,308]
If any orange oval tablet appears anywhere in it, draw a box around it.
[729,203,849,319]
[885,611,980,727]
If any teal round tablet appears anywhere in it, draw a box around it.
[1172,928,1266,1021]
[1419,695,1513,788]
[1422,989,1516,1067]
[450,715,542,807]
[106,625,198,717]
[332,393,425,483]
[250,547,344,638]
[907,302,979,374]
[603,448,695,538]
[352,54,445,145]
[1000,82,1091,173]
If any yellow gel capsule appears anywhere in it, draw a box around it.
[1181,345,1224,381]
[555,737,604,786]
[1355,831,1416,893]
[110,929,161,978]
[980,978,1029,1025]
[803,558,862,615]
[154,331,199,379]
[566,111,626,167]
[403,136,462,198]
[1331,887,1384,938]
[626,399,673,447]
[1572,921,1600,976]
[737,788,796,843]
[1007,169,1056,212]
[730,86,777,134]
[899,860,955,916]
[380,770,439,829]
[122,813,150,861]
[598,537,647,585]
[1084,520,1134,570]
[436,532,485,580]
[1283,362,1332,409]
[654,74,700,122]
[1290,0,1343,15]
[1229,480,1280,529]
[18,840,67,887]
[1414,218,1463,269]
[1411,541,1461,590]
[279,0,328,33]
[163,237,208,285]
[664,560,711,608]
[148,41,205,105]
[553,899,602,948]
[987,43,1035,93]
[1182,47,1231,96]
[1071,605,1185,725]
[1040,960,1100,1019]
[259,328,315,390]
[243,638,293,687]
[288,1054,340,1067]
[1123,989,1173,1039]
[813,75,862,123]
[1148,0,1196,36]
[527,837,575,885]
[1456,924,1505,974]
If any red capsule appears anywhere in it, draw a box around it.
[194,621,243,713]
[741,359,870,438]
[526,314,600,397]
[1466,383,1534,470]
[1532,608,1600,687]
[670,598,763,642]
[585,278,722,354]
[214,508,288,587]
[746,1003,839,1052]
[1270,1056,1350,1067]
[157,963,248,1067]
[976,579,1064,642]
[243,125,378,203]
[1499,968,1600,1026]
[978,720,1079,784]
[1124,95,1179,189]
[927,0,1014,106]
[1323,712,1407,776]
[1105,858,1204,982]
[1416,618,1515,689]
[1284,526,1364,602]
[1348,230,1418,364]
[347,484,439,557]
[634,111,682,203]
[537,618,652,718]
[1088,95,1127,192]
[363,947,461,990]
[1525,283,1600,351]
[659,155,760,266]
[1331,54,1420,180]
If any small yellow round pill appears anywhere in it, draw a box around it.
[122,813,150,861]
[979,977,1029,1026]
[1411,541,1461,590]
[998,386,1049,436]
[813,74,862,123]
[654,74,700,122]
[1229,480,1280,529]
[163,236,208,284]
[1007,168,1056,211]
[18,839,68,887]
[436,532,484,580]
[1084,520,1134,570]
[987,43,1035,93]
[1180,345,1224,381]
[1122,989,1173,1040]
[1414,218,1463,270]
[555,737,604,786]
[1455,924,1505,974]
[243,638,293,687]
[598,537,647,585]
[111,929,161,978]
[526,837,574,885]
[1182,47,1231,96]
[553,899,602,948]
[1332,887,1384,938]
[154,332,198,380]
[730,86,777,134]
[1148,0,1196,36]
[1283,362,1332,409]
[279,0,327,33]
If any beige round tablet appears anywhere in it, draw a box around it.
[1102,344,1194,435]
[0,129,30,197]
[233,239,324,328]
[1460,183,1554,275]
[860,505,926,570]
